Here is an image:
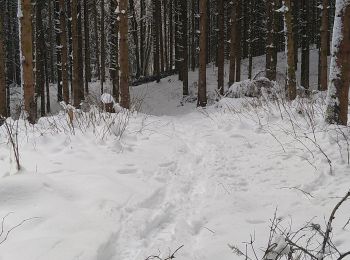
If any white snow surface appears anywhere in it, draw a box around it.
[1,54,350,259]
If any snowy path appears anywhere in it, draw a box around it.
[1,104,349,260]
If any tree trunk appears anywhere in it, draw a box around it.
[71,0,81,107]
[300,0,310,90]
[110,0,119,101]
[55,0,63,101]
[197,0,207,107]
[266,0,278,81]
[235,0,242,82]
[77,0,84,101]
[181,0,189,95]
[217,0,224,94]
[228,0,237,86]
[100,0,106,93]
[0,2,7,118]
[153,0,160,82]
[35,1,46,116]
[92,0,100,80]
[119,0,130,109]
[20,0,36,123]
[320,0,329,91]
[129,0,141,78]
[60,0,69,103]
[325,0,350,125]
[140,0,146,75]
[284,0,297,100]
[84,0,91,94]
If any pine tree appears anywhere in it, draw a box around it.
[217,0,224,94]
[59,0,69,103]
[320,0,329,91]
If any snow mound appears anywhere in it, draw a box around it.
[226,77,282,98]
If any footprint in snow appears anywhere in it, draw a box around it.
[117,168,138,175]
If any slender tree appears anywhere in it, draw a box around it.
[228,0,237,86]
[153,0,161,82]
[325,0,350,125]
[0,0,7,118]
[266,0,278,81]
[217,0,224,94]
[100,0,106,93]
[181,0,189,95]
[300,0,310,90]
[119,0,130,109]
[110,0,119,101]
[19,0,36,123]
[60,0,69,103]
[71,0,81,107]
[83,0,91,94]
[320,0,329,91]
[284,0,297,100]
[198,0,207,107]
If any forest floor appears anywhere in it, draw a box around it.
[0,51,349,260]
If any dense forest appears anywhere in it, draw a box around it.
[0,0,349,124]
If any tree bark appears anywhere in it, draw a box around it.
[325,0,350,125]
[119,0,130,109]
[228,0,237,86]
[266,0,278,81]
[71,0,81,107]
[284,0,297,100]
[83,0,91,94]
[60,0,69,103]
[0,1,7,118]
[181,0,189,95]
[320,0,329,91]
[197,0,207,107]
[20,0,36,123]
[217,0,224,94]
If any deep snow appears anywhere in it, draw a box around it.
[0,50,349,260]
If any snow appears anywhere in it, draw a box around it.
[1,52,350,260]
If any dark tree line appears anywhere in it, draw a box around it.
[0,0,349,125]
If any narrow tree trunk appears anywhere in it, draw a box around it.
[0,2,7,117]
[77,0,84,101]
[153,0,160,82]
[129,0,141,78]
[169,0,174,70]
[320,0,329,91]
[217,0,224,94]
[284,0,297,100]
[159,0,164,73]
[110,0,119,101]
[71,0,81,107]
[247,0,253,79]
[198,0,207,107]
[20,0,36,123]
[300,0,310,90]
[182,0,189,95]
[55,0,63,101]
[48,0,55,83]
[100,0,105,93]
[84,0,91,94]
[191,0,196,71]
[163,0,169,71]
[60,0,69,103]
[35,1,45,116]
[266,0,278,81]
[140,0,146,75]
[119,0,130,109]
[235,0,241,82]
[325,0,350,125]
[228,0,237,85]
[92,0,100,79]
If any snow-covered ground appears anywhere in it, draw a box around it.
[0,51,349,260]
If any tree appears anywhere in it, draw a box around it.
[283,0,297,100]
[181,0,189,96]
[119,0,130,109]
[300,0,310,90]
[217,0,224,95]
[60,0,69,103]
[229,0,237,86]
[110,0,119,101]
[19,0,36,123]
[55,0,63,102]
[71,0,81,107]
[325,0,350,125]
[0,0,7,118]
[100,0,106,93]
[197,0,207,107]
[266,0,278,81]
[83,0,91,95]
[320,0,329,91]
[153,0,161,82]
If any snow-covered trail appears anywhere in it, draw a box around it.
[1,102,349,260]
